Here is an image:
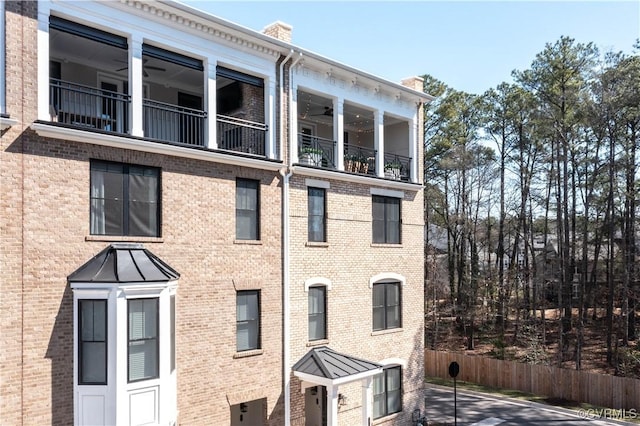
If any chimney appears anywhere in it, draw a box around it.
[262,21,292,43]
[401,76,424,92]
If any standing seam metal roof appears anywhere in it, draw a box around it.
[292,346,382,380]
[67,243,180,283]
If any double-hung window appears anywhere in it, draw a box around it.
[128,298,159,382]
[78,300,107,385]
[236,178,260,240]
[372,195,401,244]
[372,282,401,331]
[373,366,402,419]
[236,290,260,351]
[308,187,326,242]
[308,286,327,341]
[90,160,160,237]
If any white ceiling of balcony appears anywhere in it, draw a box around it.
[298,91,402,131]
[50,29,203,94]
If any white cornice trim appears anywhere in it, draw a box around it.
[0,117,18,130]
[119,0,281,58]
[292,166,423,192]
[30,123,284,172]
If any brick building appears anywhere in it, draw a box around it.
[0,1,432,425]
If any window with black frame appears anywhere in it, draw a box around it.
[236,290,260,351]
[236,178,260,240]
[372,282,401,331]
[78,299,107,385]
[372,195,401,244]
[308,187,326,242]
[90,160,160,237]
[308,286,327,341]
[373,365,402,419]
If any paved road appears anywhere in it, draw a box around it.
[423,386,635,426]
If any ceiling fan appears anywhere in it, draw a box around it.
[115,58,166,77]
[310,106,334,117]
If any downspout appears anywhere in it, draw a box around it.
[279,49,301,426]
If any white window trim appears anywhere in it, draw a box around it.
[304,277,332,292]
[370,187,404,199]
[377,358,407,369]
[305,178,330,189]
[369,273,406,289]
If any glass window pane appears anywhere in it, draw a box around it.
[373,285,385,307]
[387,366,401,390]
[90,161,159,237]
[387,284,400,305]
[387,305,400,329]
[128,339,158,381]
[82,342,106,383]
[387,389,401,414]
[308,188,326,242]
[236,211,257,240]
[101,170,124,200]
[79,300,107,385]
[128,298,158,382]
[372,197,385,220]
[103,199,124,235]
[81,302,95,341]
[236,291,259,351]
[373,307,385,331]
[129,168,158,202]
[93,301,106,341]
[129,200,158,236]
[372,219,385,243]
[373,394,385,419]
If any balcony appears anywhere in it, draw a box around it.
[218,115,268,156]
[382,153,411,182]
[297,90,415,182]
[50,79,130,133]
[47,17,271,159]
[344,144,376,176]
[144,99,206,147]
[297,134,336,169]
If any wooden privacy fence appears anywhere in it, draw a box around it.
[425,350,640,410]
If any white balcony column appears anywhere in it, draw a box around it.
[266,78,277,159]
[374,110,385,178]
[206,62,217,149]
[327,385,339,426]
[129,35,144,137]
[409,118,418,182]
[334,99,344,170]
[361,377,373,426]
[290,87,299,164]
[37,2,52,121]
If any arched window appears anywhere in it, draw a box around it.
[305,278,331,341]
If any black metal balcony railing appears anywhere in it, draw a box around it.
[383,153,411,181]
[297,134,336,169]
[217,115,268,157]
[144,99,207,146]
[344,144,377,176]
[50,78,130,133]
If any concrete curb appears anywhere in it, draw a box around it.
[424,383,636,426]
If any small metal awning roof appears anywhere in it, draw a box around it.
[68,243,180,283]
[292,346,383,387]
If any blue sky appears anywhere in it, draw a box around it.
[183,1,640,95]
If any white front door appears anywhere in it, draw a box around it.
[305,386,326,426]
